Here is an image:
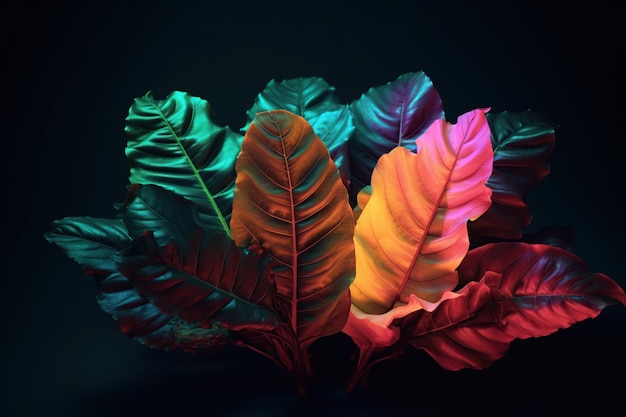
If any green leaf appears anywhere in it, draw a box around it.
[241,77,343,133]
[231,110,355,346]
[116,184,279,331]
[124,91,242,236]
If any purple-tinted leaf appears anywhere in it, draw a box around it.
[347,71,445,204]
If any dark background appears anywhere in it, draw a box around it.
[2,1,625,416]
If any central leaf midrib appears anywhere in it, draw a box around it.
[395,128,462,303]
[151,102,232,238]
[269,111,299,334]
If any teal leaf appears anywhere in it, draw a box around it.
[44,217,181,350]
[241,77,343,133]
[309,106,354,190]
[124,91,242,236]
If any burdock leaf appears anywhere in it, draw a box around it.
[468,110,556,245]
[400,242,626,370]
[349,109,493,314]
[116,184,279,331]
[231,110,355,346]
[241,77,343,133]
[347,71,445,204]
[124,91,241,235]
[44,217,182,350]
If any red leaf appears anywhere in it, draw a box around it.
[400,242,626,370]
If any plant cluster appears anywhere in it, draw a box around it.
[45,71,626,398]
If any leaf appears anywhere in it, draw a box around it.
[343,290,464,392]
[349,109,494,314]
[44,217,182,350]
[115,184,279,331]
[347,71,445,204]
[343,291,462,352]
[468,110,556,245]
[400,242,626,370]
[308,106,354,191]
[124,91,241,236]
[241,77,353,189]
[230,110,355,346]
[241,77,343,133]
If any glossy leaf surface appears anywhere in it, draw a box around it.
[116,184,279,331]
[350,109,494,314]
[44,217,182,349]
[242,77,353,187]
[308,106,354,190]
[401,242,626,370]
[347,71,445,203]
[231,110,355,345]
[241,77,342,133]
[125,91,241,235]
[468,110,555,245]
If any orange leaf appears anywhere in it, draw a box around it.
[350,109,493,313]
[230,110,355,345]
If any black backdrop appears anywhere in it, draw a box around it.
[3,1,625,416]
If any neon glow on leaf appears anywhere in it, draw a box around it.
[44,71,626,400]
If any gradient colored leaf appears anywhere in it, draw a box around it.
[231,110,355,346]
[124,91,241,235]
[401,242,626,370]
[468,110,556,245]
[350,109,494,314]
[116,184,279,331]
[347,71,445,204]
